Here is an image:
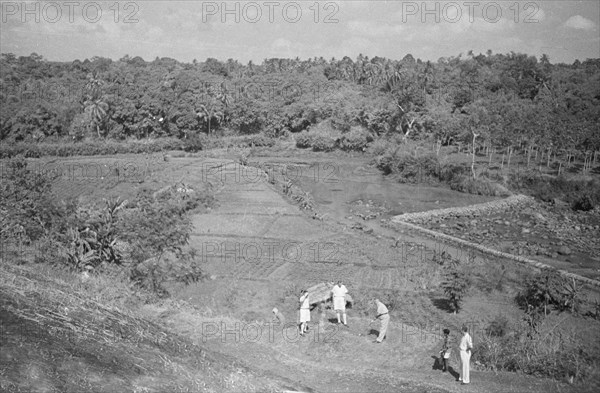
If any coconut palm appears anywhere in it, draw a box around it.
[84,96,108,138]
[196,82,229,136]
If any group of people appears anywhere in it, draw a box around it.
[297,280,350,335]
[440,326,474,385]
[275,280,474,385]
[289,280,390,343]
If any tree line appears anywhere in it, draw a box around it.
[1,51,598,160]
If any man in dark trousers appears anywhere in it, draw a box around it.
[439,328,451,372]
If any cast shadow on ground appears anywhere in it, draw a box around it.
[328,317,345,324]
[430,297,455,313]
[431,356,460,380]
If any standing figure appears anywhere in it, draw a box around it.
[459,325,473,385]
[371,299,389,343]
[331,280,349,326]
[439,328,451,372]
[299,290,310,336]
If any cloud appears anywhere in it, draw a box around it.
[345,1,370,11]
[347,20,403,37]
[564,15,596,31]
[337,36,375,57]
[272,38,291,50]
[472,17,516,33]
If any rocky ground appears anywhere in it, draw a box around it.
[390,196,600,280]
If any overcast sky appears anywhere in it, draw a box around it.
[1,0,598,64]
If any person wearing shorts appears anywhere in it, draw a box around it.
[331,280,348,326]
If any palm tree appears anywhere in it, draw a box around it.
[85,72,104,96]
[84,97,108,138]
[196,82,229,136]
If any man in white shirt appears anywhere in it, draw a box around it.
[299,290,310,336]
[371,299,389,343]
[458,325,473,384]
[331,280,349,326]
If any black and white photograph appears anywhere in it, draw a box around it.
[1,1,599,392]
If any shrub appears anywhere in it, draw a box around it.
[0,138,185,158]
[183,135,206,152]
[376,150,440,183]
[241,134,276,147]
[294,122,341,152]
[1,156,212,297]
[572,194,595,211]
[440,259,471,314]
[62,198,127,271]
[449,176,511,196]
[516,270,583,317]
[292,190,315,210]
[439,162,467,183]
[118,185,213,296]
[295,131,313,149]
[485,314,510,337]
[508,173,600,210]
[338,127,373,152]
[0,156,69,243]
[310,134,337,152]
[474,318,599,385]
[366,138,389,156]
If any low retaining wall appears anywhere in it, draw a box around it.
[394,194,535,224]
[391,196,600,289]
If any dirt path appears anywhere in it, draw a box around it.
[167,158,583,393]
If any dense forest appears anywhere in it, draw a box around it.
[1,51,599,159]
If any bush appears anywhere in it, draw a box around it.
[338,127,373,152]
[366,138,389,156]
[241,134,276,147]
[449,176,512,196]
[293,122,341,152]
[509,174,600,210]
[119,185,214,296]
[376,150,440,183]
[439,162,467,183]
[485,314,510,337]
[572,194,595,211]
[474,318,599,385]
[2,157,213,297]
[310,134,337,152]
[62,198,127,271]
[0,138,185,158]
[0,156,70,243]
[440,258,471,313]
[295,131,313,149]
[517,271,583,316]
[183,135,206,152]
